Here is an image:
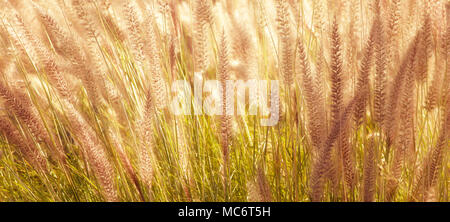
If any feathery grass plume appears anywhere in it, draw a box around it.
[218,30,233,198]
[61,99,118,201]
[96,11,128,123]
[0,116,47,172]
[123,1,146,65]
[312,0,327,36]
[142,9,168,110]
[412,133,447,201]
[34,5,101,107]
[416,10,433,83]
[167,30,179,80]
[168,0,181,34]
[33,29,118,201]
[354,21,376,127]
[71,0,112,107]
[102,13,125,42]
[446,91,450,134]
[363,138,377,202]
[9,9,117,198]
[1,8,37,70]
[19,9,117,198]
[386,33,420,201]
[156,0,180,80]
[339,112,356,193]
[192,0,212,73]
[274,0,293,86]
[397,32,419,161]
[329,17,344,132]
[314,45,328,110]
[32,5,75,58]
[444,4,450,106]
[71,0,100,40]
[0,26,12,72]
[386,34,420,149]
[254,0,268,37]
[348,1,361,50]
[229,12,257,80]
[97,0,124,42]
[345,0,361,89]
[256,163,272,202]
[287,0,300,27]
[310,98,356,202]
[6,11,75,103]
[137,88,157,192]
[373,2,388,127]
[325,17,344,192]
[0,80,65,162]
[296,38,326,155]
[407,0,417,18]
[387,0,401,65]
[326,147,340,198]
[412,98,449,201]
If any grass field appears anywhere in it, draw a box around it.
[0,0,448,202]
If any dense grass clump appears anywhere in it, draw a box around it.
[0,0,448,202]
